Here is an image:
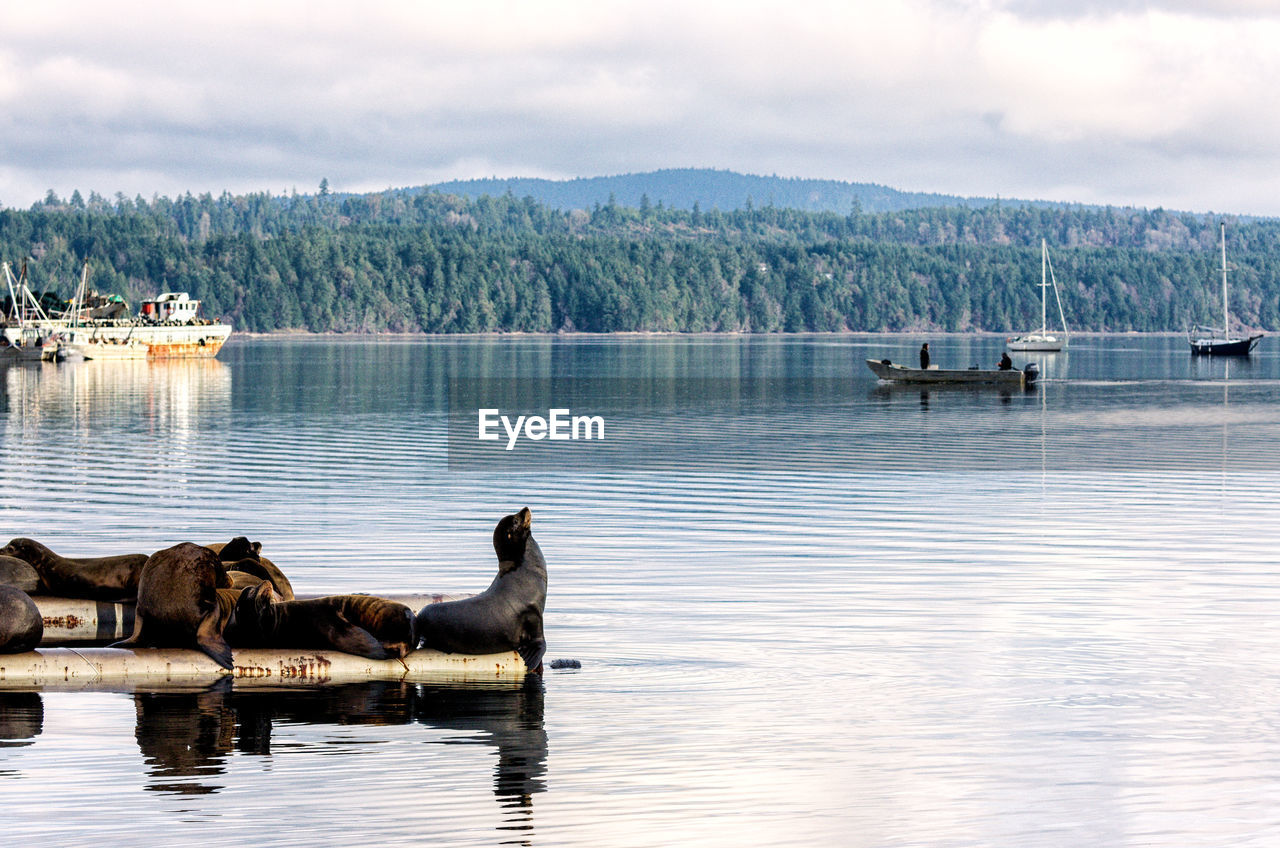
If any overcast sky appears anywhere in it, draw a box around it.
[2,0,1279,214]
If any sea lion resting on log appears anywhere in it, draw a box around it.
[0,538,147,601]
[110,543,234,669]
[207,537,295,600]
[415,507,547,672]
[0,555,39,593]
[0,586,43,653]
[230,582,416,660]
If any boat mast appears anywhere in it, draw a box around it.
[1040,238,1048,334]
[1220,222,1229,336]
[2,262,17,322]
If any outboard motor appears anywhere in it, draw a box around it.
[1023,362,1040,384]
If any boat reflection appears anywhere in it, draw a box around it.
[1,358,231,434]
[870,380,1034,409]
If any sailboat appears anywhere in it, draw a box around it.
[1189,223,1263,356]
[1007,239,1069,352]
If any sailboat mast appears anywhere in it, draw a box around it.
[1040,238,1047,334]
[1220,222,1229,336]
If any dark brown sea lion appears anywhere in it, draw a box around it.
[230,582,411,660]
[110,543,233,669]
[415,508,547,672]
[214,587,242,631]
[0,538,147,601]
[207,537,294,600]
[0,586,43,653]
[0,555,39,593]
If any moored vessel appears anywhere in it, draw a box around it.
[2,261,232,359]
[1189,223,1263,356]
[1007,239,1070,352]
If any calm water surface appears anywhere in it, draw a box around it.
[3,334,1280,847]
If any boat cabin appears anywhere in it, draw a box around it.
[141,292,201,324]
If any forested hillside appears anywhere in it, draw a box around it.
[1,187,1276,334]
[428,168,1005,214]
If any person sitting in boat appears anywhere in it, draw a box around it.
[997,352,1013,371]
[920,343,930,369]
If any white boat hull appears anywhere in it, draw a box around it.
[67,339,151,360]
[3,322,231,358]
[1006,334,1064,352]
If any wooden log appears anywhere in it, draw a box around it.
[0,646,525,688]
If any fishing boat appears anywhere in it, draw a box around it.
[1189,223,1263,356]
[0,324,59,361]
[866,358,1038,388]
[1007,239,1069,352]
[1,261,232,358]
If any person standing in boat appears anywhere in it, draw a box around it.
[998,351,1013,371]
[919,343,930,369]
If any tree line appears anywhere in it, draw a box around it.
[1,187,1276,333]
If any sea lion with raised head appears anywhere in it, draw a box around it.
[0,538,147,601]
[415,507,547,672]
[0,586,43,653]
[229,581,402,660]
[110,543,233,669]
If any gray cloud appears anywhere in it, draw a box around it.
[1,1,1279,214]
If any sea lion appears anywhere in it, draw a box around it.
[0,555,39,593]
[226,569,268,591]
[230,582,409,660]
[415,507,547,672]
[110,543,233,669]
[0,538,147,601]
[214,587,242,631]
[208,537,295,600]
[0,586,43,653]
[213,536,257,562]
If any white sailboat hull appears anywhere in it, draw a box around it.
[1006,333,1064,352]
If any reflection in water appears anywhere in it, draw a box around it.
[1,359,231,428]
[129,678,547,818]
[412,679,548,822]
[0,692,43,754]
[134,681,235,795]
[0,359,232,532]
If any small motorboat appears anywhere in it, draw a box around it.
[866,358,1038,388]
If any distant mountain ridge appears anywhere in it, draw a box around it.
[427,168,1049,214]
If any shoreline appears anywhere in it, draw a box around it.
[230,329,1204,340]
